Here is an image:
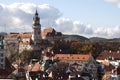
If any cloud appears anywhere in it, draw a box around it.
[0,2,120,38]
[55,17,120,38]
[104,0,120,2]
[94,25,120,38]
[0,3,61,32]
[104,0,120,8]
[55,18,94,37]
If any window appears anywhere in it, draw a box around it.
[90,65,93,68]
[57,57,59,59]
[111,77,117,80]
[1,59,3,62]
[0,64,3,68]
[1,54,3,57]
[82,57,85,59]
[38,31,40,34]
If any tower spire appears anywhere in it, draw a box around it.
[35,9,38,16]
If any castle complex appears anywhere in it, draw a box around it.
[4,10,62,57]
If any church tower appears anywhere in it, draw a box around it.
[31,10,42,44]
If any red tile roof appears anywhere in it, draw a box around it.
[42,28,62,37]
[19,33,32,38]
[31,62,41,71]
[54,54,90,61]
[24,62,41,71]
[44,28,55,33]
[42,28,55,36]
[5,33,32,38]
[5,33,19,38]
[97,51,120,60]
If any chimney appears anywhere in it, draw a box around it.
[109,50,111,53]
[42,51,44,54]
[48,48,50,52]
[78,74,81,77]
[117,51,119,53]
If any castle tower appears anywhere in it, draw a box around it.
[31,10,42,44]
[31,10,42,59]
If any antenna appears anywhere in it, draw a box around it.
[4,24,7,33]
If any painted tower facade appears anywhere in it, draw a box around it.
[31,10,42,59]
[31,10,42,44]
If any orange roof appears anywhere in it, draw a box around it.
[24,65,32,71]
[24,62,41,71]
[31,62,41,71]
[5,33,32,38]
[5,33,19,38]
[42,28,55,36]
[54,54,90,61]
[19,33,32,38]
[44,28,55,33]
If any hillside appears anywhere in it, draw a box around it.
[89,37,107,42]
[63,34,89,42]
[89,37,120,42]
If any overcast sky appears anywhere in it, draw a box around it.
[0,0,120,38]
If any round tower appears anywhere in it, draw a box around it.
[31,10,42,44]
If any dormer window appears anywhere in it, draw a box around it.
[57,57,59,59]
[72,57,74,59]
[82,57,85,59]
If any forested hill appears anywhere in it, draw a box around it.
[63,35,89,42]
[89,37,120,42]
[63,35,120,42]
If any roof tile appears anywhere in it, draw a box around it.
[54,54,90,61]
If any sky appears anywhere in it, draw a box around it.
[0,0,120,38]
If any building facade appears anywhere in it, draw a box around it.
[0,34,5,69]
[4,10,62,55]
[96,51,120,80]
[4,10,42,54]
[42,28,62,41]
[53,54,98,79]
